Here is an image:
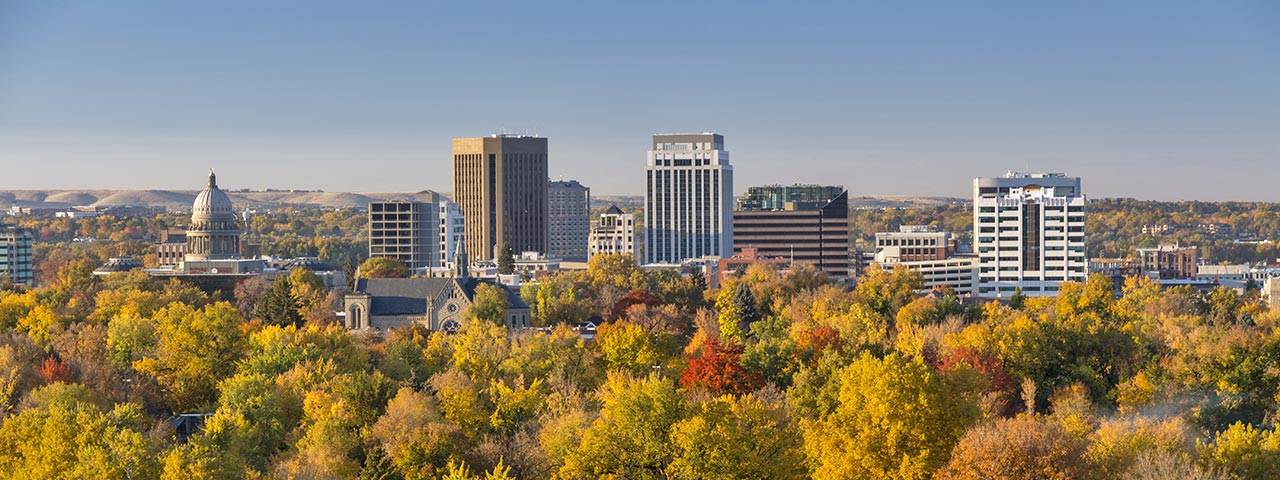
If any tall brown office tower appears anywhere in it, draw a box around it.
[452,135,549,262]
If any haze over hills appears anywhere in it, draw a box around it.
[0,189,971,211]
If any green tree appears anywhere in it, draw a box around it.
[255,275,303,327]
[716,282,760,342]
[497,243,515,275]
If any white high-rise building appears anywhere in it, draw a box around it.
[439,200,465,269]
[589,205,636,260]
[644,133,733,264]
[974,172,1088,298]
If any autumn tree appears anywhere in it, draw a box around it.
[561,374,686,479]
[465,283,511,326]
[360,257,411,279]
[803,352,982,480]
[667,394,806,480]
[133,302,247,413]
[937,415,1090,480]
[679,339,762,396]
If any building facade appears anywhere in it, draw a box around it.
[548,180,590,262]
[344,277,531,332]
[589,205,636,260]
[1136,243,1197,279]
[178,171,263,275]
[644,133,733,264]
[874,226,977,296]
[453,135,549,262]
[973,172,1087,298]
[0,224,34,287]
[368,191,463,271]
[733,185,850,278]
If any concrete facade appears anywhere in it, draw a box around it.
[548,180,590,262]
[644,133,733,264]
[589,205,636,260]
[974,172,1087,298]
[0,224,33,287]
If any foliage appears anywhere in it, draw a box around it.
[361,257,411,279]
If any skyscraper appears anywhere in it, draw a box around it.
[367,191,463,271]
[973,172,1087,298]
[733,184,850,278]
[548,179,590,262]
[644,133,733,264]
[452,135,549,261]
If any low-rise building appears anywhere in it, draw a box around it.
[1136,244,1198,279]
[588,205,635,260]
[874,226,977,296]
[343,276,531,331]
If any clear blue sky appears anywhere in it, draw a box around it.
[1,1,1276,200]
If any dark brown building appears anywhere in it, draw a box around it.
[1137,244,1198,279]
[732,185,850,278]
[453,135,549,261]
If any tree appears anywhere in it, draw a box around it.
[0,399,162,479]
[667,394,807,480]
[937,415,1089,480]
[360,257,411,279]
[609,289,662,322]
[465,283,510,326]
[370,387,462,479]
[679,339,762,396]
[1197,422,1280,479]
[561,374,686,479]
[596,321,668,376]
[133,302,247,413]
[255,275,303,327]
[497,243,515,275]
[803,352,982,480]
[716,282,759,342]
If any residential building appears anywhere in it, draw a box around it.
[733,185,850,278]
[644,133,733,264]
[0,224,34,287]
[368,191,462,271]
[1136,243,1198,279]
[974,172,1087,298]
[589,205,636,260]
[548,179,590,261]
[874,226,977,296]
[452,134,549,261]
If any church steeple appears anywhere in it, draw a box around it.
[454,241,469,278]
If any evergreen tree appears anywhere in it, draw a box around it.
[255,276,302,327]
[497,243,515,275]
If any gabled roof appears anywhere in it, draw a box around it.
[603,205,623,215]
[355,277,528,316]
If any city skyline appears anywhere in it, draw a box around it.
[1,1,1277,201]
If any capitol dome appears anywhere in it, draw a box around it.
[193,170,235,217]
[185,169,242,261]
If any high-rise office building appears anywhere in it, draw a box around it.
[644,133,733,264]
[548,179,590,261]
[0,224,33,287]
[589,205,636,260]
[973,172,1087,298]
[733,184,850,278]
[453,135,549,261]
[368,191,464,271]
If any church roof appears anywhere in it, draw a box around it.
[354,277,528,316]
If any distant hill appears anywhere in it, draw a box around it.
[0,189,968,212]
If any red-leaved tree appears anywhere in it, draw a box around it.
[679,339,762,395]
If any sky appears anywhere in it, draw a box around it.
[0,1,1277,201]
